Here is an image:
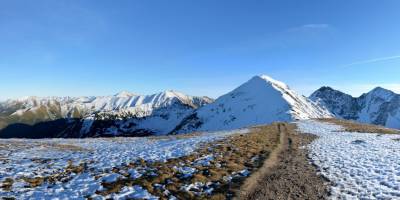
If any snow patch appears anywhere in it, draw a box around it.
[297,120,400,199]
[0,128,248,198]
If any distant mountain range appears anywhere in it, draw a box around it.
[1,75,398,138]
[310,86,400,129]
[0,91,212,138]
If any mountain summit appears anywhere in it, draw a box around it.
[175,75,332,133]
[311,86,400,129]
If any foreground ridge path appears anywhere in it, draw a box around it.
[237,123,329,200]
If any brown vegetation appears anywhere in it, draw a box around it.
[98,123,282,199]
[319,118,399,134]
[0,178,14,191]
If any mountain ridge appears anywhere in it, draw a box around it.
[0,75,338,138]
[174,75,333,133]
[310,86,400,129]
[0,90,213,137]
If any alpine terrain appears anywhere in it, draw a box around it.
[0,91,213,138]
[311,86,400,129]
[0,75,333,138]
[175,75,333,133]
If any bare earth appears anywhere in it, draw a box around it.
[237,123,329,200]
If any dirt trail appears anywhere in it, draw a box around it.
[236,123,288,198]
[236,123,329,200]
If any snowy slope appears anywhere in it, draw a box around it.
[0,91,213,137]
[175,75,332,133]
[0,129,248,199]
[311,87,400,129]
[298,120,400,199]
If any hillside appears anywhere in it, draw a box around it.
[175,75,333,133]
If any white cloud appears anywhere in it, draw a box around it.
[301,24,331,29]
[343,55,400,67]
[287,23,332,33]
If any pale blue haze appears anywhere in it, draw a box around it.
[1,0,400,99]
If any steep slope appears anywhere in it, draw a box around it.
[175,75,332,133]
[310,87,400,129]
[310,87,360,120]
[0,91,213,138]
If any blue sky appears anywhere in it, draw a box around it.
[1,0,400,100]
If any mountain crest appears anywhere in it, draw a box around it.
[175,75,332,133]
[115,91,137,98]
[310,86,400,129]
[255,75,289,89]
[365,87,395,98]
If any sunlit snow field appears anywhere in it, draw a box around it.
[298,120,400,199]
[0,129,248,199]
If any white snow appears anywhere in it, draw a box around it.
[174,166,197,178]
[101,173,122,183]
[110,185,158,200]
[194,154,214,167]
[297,120,400,199]
[5,90,211,117]
[178,75,332,133]
[0,128,248,199]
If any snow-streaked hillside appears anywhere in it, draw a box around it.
[175,75,332,133]
[311,86,400,129]
[0,91,213,137]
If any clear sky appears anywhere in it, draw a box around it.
[1,0,400,100]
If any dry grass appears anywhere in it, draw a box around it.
[98,123,282,199]
[239,123,329,200]
[22,177,45,188]
[0,178,14,191]
[48,143,88,151]
[318,118,399,134]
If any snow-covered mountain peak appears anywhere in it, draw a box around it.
[115,91,137,98]
[310,87,354,102]
[316,86,337,93]
[310,87,359,120]
[255,75,289,90]
[175,75,332,133]
[364,87,395,100]
[161,90,186,99]
[237,75,293,101]
[245,75,331,116]
[310,86,400,129]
